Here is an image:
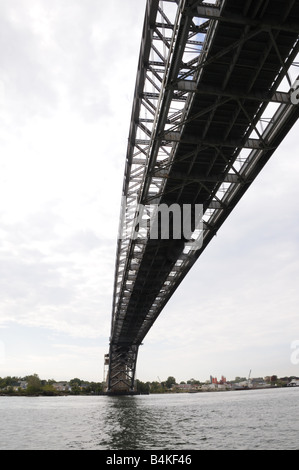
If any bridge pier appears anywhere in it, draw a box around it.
[105,390,139,396]
[105,344,139,396]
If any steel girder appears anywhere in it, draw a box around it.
[105,0,299,394]
[106,344,139,395]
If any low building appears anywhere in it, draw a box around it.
[52,382,72,392]
[13,381,28,391]
[201,380,231,391]
[288,379,299,387]
[174,383,201,392]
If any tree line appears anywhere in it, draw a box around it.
[1,374,296,396]
[136,375,299,394]
[0,374,104,396]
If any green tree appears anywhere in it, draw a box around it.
[70,378,82,387]
[271,375,278,385]
[41,384,57,396]
[26,374,42,395]
[85,382,103,394]
[136,380,150,394]
[234,376,246,383]
[69,378,82,394]
[150,381,165,393]
[47,379,56,385]
[187,378,200,386]
[165,376,176,389]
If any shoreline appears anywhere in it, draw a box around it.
[1,385,297,397]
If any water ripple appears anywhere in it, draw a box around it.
[1,388,299,450]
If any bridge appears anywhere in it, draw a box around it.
[105,0,299,395]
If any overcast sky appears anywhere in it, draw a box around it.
[0,0,299,384]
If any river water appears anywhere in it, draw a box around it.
[0,387,298,450]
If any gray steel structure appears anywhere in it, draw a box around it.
[106,0,299,394]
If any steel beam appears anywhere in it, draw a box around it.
[175,81,291,104]
[163,132,270,150]
[196,5,299,34]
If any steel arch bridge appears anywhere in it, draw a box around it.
[105,0,299,395]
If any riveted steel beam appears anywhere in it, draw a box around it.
[196,5,299,34]
[175,81,291,104]
[163,132,271,150]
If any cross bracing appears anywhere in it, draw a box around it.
[106,0,299,394]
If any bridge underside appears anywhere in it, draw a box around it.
[106,0,299,394]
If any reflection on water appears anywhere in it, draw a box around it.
[104,397,151,449]
[1,388,299,450]
[101,395,199,450]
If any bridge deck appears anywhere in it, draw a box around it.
[106,0,299,394]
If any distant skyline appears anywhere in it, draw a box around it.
[1,369,298,384]
[0,0,299,385]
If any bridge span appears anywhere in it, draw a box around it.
[105,0,299,394]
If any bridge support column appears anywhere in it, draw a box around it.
[105,344,139,395]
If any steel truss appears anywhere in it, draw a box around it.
[106,0,299,394]
[106,344,139,394]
